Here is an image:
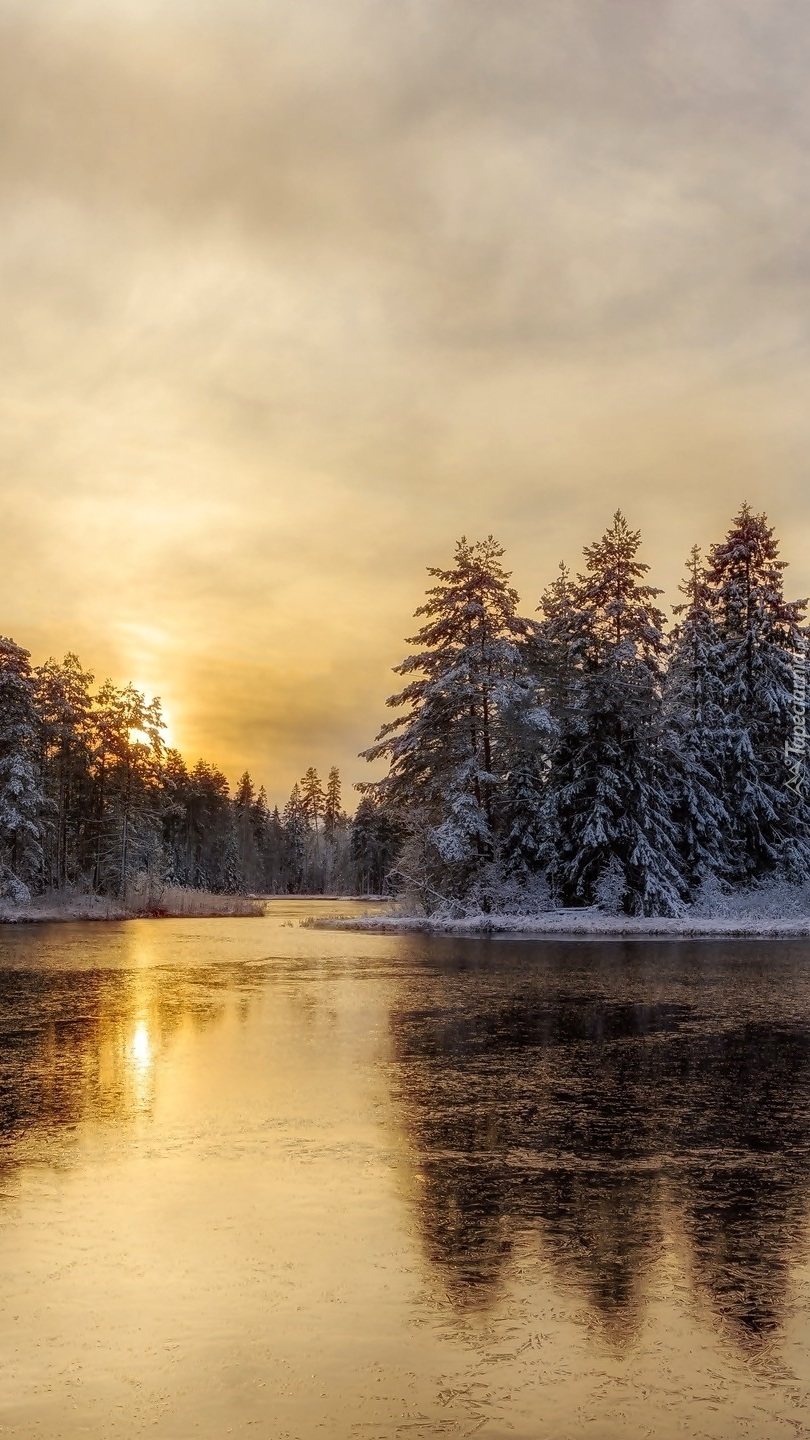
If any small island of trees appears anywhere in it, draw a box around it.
[1,502,808,920]
[361,503,810,917]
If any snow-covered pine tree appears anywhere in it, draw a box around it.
[361,537,532,901]
[497,662,553,885]
[533,562,587,718]
[159,748,193,886]
[300,767,325,833]
[499,744,547,883]
[219,813,243,895]
[705,503,810,882]
[544,512,685,916]
[319,767,350,892]
[33,652,94,890]
[0,637,46,901]
[664,546,730,892]
[183,760,233,890]
[350,795,404,896]
[88,681,165,896]
[282,782,308,892]
[248,784,272,891]
[530,560,591,875]
[492,570,562,887]
[234,771,259,891]
[268,804,285,892]
[323,767,342,838]
[350,797,377,894]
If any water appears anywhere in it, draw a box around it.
[2,903,810,1438]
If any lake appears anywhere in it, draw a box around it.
[2,901,810,1438]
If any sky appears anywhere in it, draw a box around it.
[2,0,810,804]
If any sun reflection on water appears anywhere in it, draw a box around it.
[131,1021,152,1069]
[129,1020,155,1113]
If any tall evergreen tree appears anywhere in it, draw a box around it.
[324,767,342,838]
[87,681,165,895]
[350,795,404,895]
[544,513,685,915]
[160,748,193,885]
[33,652,94,889]
[300,767,325,832]
[234,771,259,891]
[664,546,730,891]
[183,761,233,890]
[267,804,285,892]
[705,504,810,881]
[282,782,308,891]
[0,638,46,900]
[362,536,532,898]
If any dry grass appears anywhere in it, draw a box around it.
[0,887,265,924]
[141,887,264,919]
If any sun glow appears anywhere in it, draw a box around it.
[127,695,175,750]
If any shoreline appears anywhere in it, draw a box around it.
[311,911,810,939]
[0,892,389,926]
[4,896,808,938]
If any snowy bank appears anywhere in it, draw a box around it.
[311,888,810,938]
[312,912,810,938]
[314,915,807,938]
[308,879,810,938]
[0,887,265,925]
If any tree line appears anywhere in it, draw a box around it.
[0,650,400,902]
[4,502,805,916]
[362,504,810,916]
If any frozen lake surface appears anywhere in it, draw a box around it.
[2,901,810,1438]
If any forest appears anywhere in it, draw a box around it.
[0,502,808,917]
[361,503,810,917]
[0,650,401,905]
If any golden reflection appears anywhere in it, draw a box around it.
[131,1021,152,1069]
[0,957,254,1160]
[128,1018,154,1114]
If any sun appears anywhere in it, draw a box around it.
[128,682,176,750]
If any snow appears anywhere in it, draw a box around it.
[312,877,810,938]
[315,908,810,939]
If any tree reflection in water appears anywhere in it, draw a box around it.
[388,942,810,1353]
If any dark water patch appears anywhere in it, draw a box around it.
[389,941,810,1351]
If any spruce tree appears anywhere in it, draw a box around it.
[324,767,342,837]
[0,637,46,901]
[544,513,685,916]
[160,748,192,885]
[234,771,258,891]
[531,560,591,876]
[300,767,325,832]
[33,652,94,890]
[705,504,810,881]
[185,760,232,890]
[665,546,730,891]
[249,785,272,892]
[282,783,308,892]
[361,537,532,899]
[499,744,548,883]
